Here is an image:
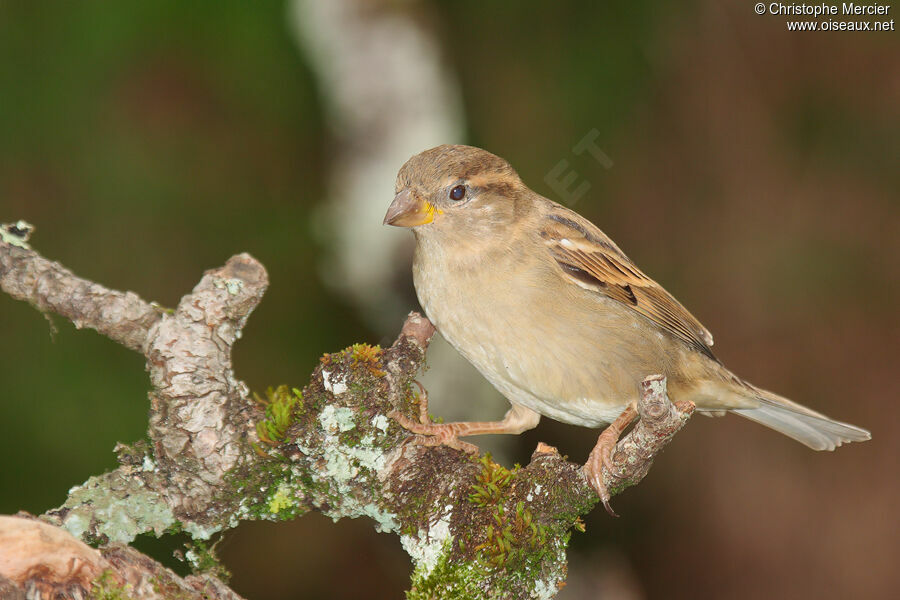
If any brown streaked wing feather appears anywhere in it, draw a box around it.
[540,209,716,357]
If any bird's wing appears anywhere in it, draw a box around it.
[538,207,716,358]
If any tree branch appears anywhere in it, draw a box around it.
[0,514,245,600]
[601,375,695,497]
[0,221,160,352]
[0,222,693,599]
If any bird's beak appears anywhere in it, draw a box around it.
[383,190,442,227]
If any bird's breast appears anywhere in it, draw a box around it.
[411,238,674,427]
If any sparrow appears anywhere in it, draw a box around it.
[383,144,871,511]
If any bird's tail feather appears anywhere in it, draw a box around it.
[731,383,870,450]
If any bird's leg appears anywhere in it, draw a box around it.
[583,404,638,516]
[391,396,540,454]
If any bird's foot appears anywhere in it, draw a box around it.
[390,412,480,453]
[583,437,620,517]
[582,404,638,517]
[389,380,479,454]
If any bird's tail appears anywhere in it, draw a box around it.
[729,381,871,450]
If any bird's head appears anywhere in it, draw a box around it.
[384,145,526,237]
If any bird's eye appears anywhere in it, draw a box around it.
[448,185,466,201]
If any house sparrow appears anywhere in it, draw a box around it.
[384,144,871,511]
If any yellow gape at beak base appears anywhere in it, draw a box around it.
[383,191,442,227]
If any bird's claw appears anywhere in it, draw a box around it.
[389,411,480,453]
[583,446,620,517]
[389,381,479,454]
[582,404,637,517]
[411,379,430,424]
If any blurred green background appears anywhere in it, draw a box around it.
[1,1,897,598]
